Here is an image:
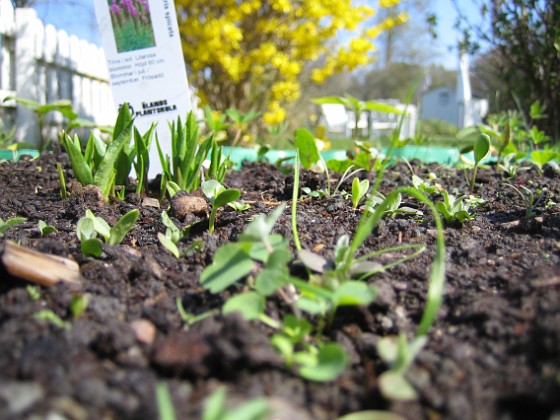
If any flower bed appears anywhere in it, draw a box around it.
[0,149,559,418]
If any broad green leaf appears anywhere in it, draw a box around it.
[84,210,111,241]
[202,179,222,201]
[363,101,405,115]
[200,244,254,293]
[158,232,180,258]
[81,237,103,257]
[271,334,294,359]
[282,314,312,341]
[266,247,292,268]
[294,128,320,169]
[332,281,376,307]
[76,217,97,241]
[247,234,288,262]
[108,209,139,245]
[37,220,57,236]
[299,343,348,382]
[222,291,265,320]
[215,189,241,208]
[378,370,417,401]
[326,159,355,174]
[255,267,289,296]
[473,134,490,164]
[0,217,26,236]
[311,96,348,105]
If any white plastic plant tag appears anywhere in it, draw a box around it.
[93,0,192,178]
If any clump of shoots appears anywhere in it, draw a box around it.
[76,209,139,257]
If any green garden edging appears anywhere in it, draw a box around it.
[223,146,462,167]
[0,149,40,162]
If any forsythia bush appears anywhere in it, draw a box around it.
[176,0,406,129]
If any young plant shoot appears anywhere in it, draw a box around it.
[201,180,241,233]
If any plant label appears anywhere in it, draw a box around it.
[93,0,192,177]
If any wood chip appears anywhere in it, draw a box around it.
[130,319,156,345]
[1,241,83,288]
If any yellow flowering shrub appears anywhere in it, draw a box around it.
[177,0,405,130]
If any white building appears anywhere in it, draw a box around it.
[421,53,488,129]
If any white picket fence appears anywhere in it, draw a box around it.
[0,0,115,145]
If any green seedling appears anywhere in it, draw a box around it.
[156,382,176,420]
[227,201,251,211]
[157,210,191,258]
[436,190,475,225]
[202,386,268,420]
[55,163,68,199]
[60,103,137,201]
[157,111,213,195]
[201,180,241,233]
[411,173,442,195]
[26,285,41,302]
[34,310,71,330]
[176,297,214,327]
[271,318,349,382]
[497,152,529,178]
[530,148,558,174]
[69,294,88,320]
[365,191,423,218]
[224,107,261,149]
[351,177,369,209]
[5,96,101,151]
[470,133,490,194]
[503,183,547,218]
[133,124,157,195]
[0,216,26,237]
[376,333,427,400]
[76,209,139,257]
[200,203,289,294]
[37,220,57,237]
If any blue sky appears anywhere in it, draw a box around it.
[32,0,481,70]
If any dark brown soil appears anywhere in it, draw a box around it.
[0,151,559,420]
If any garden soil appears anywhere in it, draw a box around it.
[0,151,559,419]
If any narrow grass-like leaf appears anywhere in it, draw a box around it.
[94,118,134,199]
[61,133,93,186]
[156,382,177,420]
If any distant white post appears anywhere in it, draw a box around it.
[456,51,474,130]
[93,0,192,178]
